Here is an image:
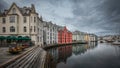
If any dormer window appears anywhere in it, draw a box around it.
[26,10,29,14]
[23,17,27,23]
[12,8,16,14]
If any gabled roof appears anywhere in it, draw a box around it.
[0,2,38,17]
[58,26,72,33]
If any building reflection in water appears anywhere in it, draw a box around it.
[58,45,72,63]
[45,42,98,68]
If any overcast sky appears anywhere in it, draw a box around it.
[0,0,120,35]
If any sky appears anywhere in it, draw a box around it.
[0,0,120,36]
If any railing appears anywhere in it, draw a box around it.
[0,46,46,68]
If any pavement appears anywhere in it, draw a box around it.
[0,46,34,64]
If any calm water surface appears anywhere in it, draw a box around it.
[46,42,120,68]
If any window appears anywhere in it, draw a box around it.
[34,26,36,32]
[24,26,27,32]
[31,17,32,22]
[23,17,27,23]
[34,17,36,22]
[40,37,41,42]
[2,18,6,24]
[10,26,15,32]
[30,26,32,32]
[12,8,16,14]
[10,16,15,23]
[2,27,6,33]
[38,28,39,32]
[37,36,39,42]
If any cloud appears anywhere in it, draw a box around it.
[0,0,9,11]
[0,0,120,35]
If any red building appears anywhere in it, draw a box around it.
[58,26,72,44]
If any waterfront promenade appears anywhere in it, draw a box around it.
[0,46,46,68]
[0,42,87,68]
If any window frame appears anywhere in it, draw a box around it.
[23,26,27,32]
[10,16,15,23]
[2,27,6,33]
[12,8,16,14]
[23,16,27,23]
[10,26,15,32]
[2,18,6,24]
[34,17,36,23]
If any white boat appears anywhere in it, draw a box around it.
[112,40,120,45]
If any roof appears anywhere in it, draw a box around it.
[72,30,86,35]
[0,2,38,17]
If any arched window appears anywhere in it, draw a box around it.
[12,8,16,14]
[24,26,27,32]
[2,27,6,33]
[10,26,15,32]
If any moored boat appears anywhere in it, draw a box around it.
[112,40,120,45]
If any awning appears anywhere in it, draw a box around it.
[22,36,31,40]
[17,36,23,40]
[6,36,17,40]
[6,36,11,40]
[6,36,31,40]
[0,36,6,40]
[17,36,31,40]
[11,36,17,40]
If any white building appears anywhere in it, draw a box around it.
[72,31,85,42]
[0,3,43,45]
[72,31,97,42]
[89,34,97,42]
[43,21,59,45]
[37,17,44,45]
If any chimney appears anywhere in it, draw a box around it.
[31,4,35,13]
[4,10,8,14]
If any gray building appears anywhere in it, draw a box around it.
[43,21,59,45]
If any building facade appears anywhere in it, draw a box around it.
[43,21,59,45]
[37,17,44,45]
[58,26,72,44]
[72,31,85,42]
[89,34,98,42]
[72,31,97,43]
[0,3,43,45]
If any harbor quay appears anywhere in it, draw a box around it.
[0,42,87,68]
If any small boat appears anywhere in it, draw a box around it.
[112,40,120,45]
[106,40,114,43]
[100,40,104,43]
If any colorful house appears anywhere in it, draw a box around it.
[58,26,72,44]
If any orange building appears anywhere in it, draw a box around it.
[58,26,72,44]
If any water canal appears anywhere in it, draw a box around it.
[44,42,120,68]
